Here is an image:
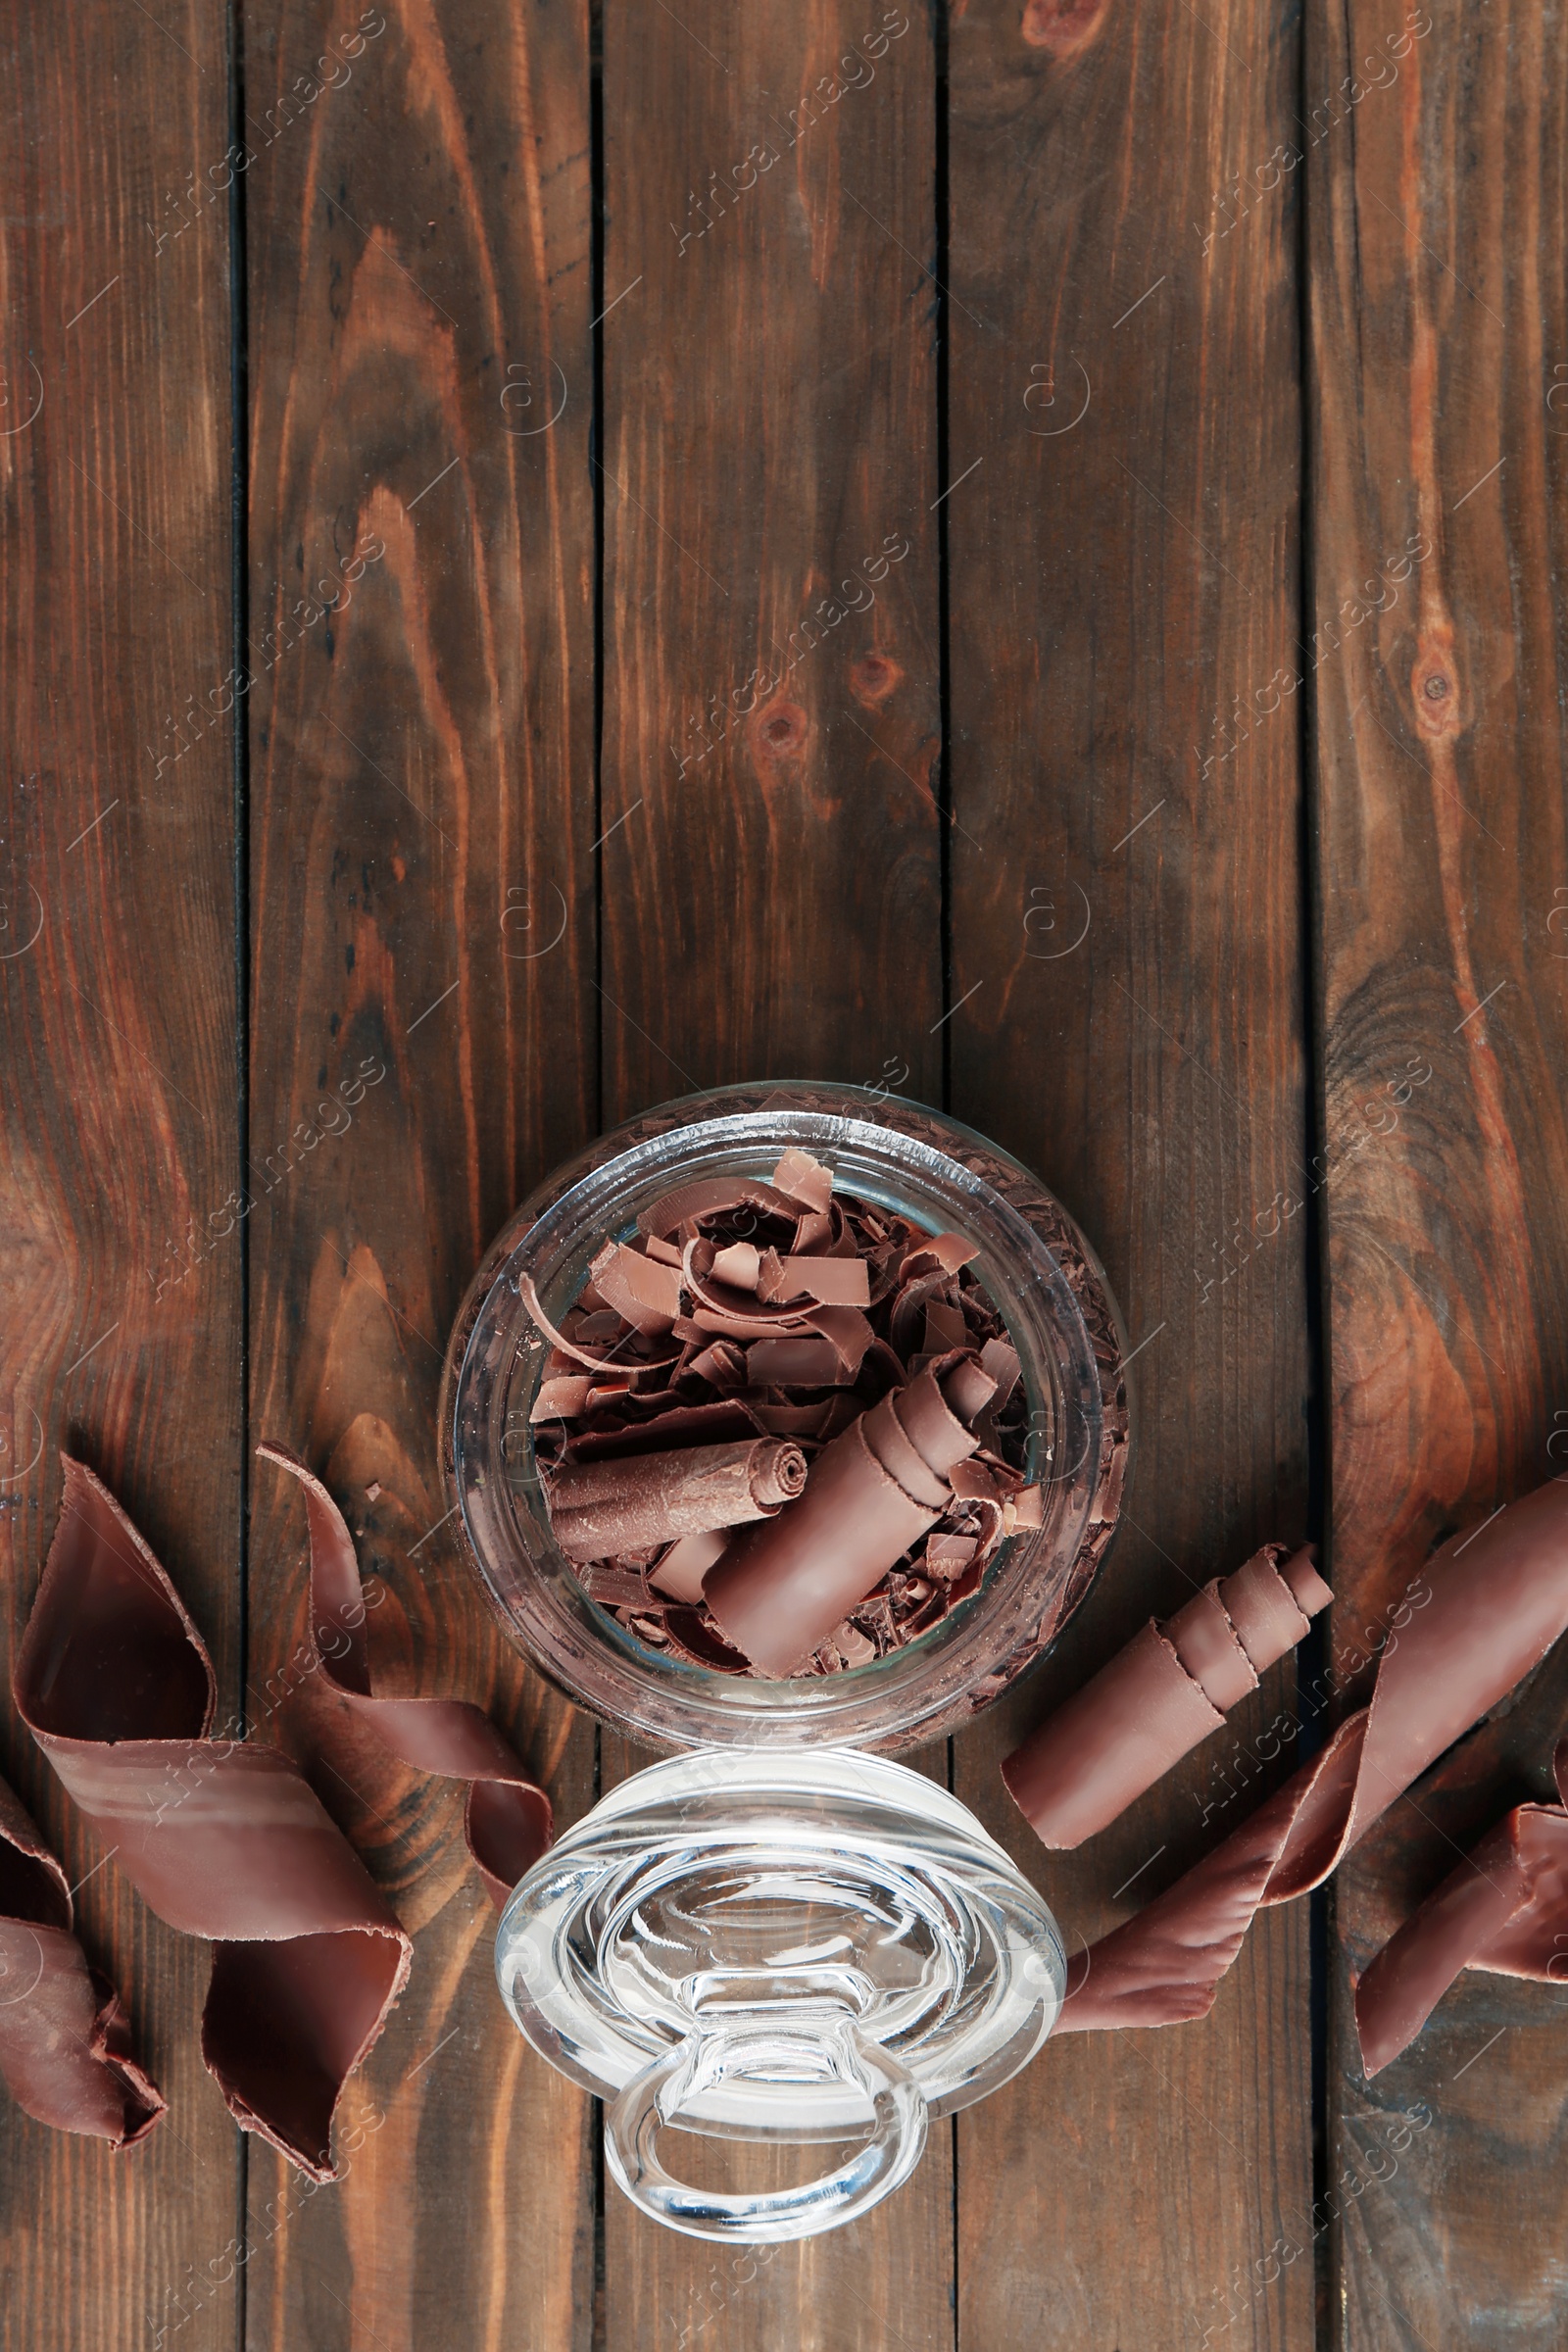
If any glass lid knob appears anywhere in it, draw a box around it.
[495,1747,1066,2242]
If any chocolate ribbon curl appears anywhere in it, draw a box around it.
[1355,1738,1568,2075]
[1050,1481,1568,2063]
[0,1773,164,2147]
[15,1456,412,2181]
[259,1444,553,1907]
[704,1361,996,1676]
[543,1436,806,1562]
[1004,1543,1332,1847]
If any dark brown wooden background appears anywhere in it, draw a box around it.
[2,1,1565,2346]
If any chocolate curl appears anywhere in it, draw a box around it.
[745,1335,851,1387]
[531,1375,594,1423]
[514,1272,679,1376]
[649,1529,730,1602]
[569,1397,764,1459]
[590,1240,684,1334]
[15,1456,412,2181]
[636,1176,804,1238]
[1051,1480,1568,2040]
[259,1444,553,1908]
[1354,1739,1568,2076]
[1003,1543,1331,1848]
[771,1146,834,1212]
[704,1364,993,1676]
[0,1774,164,2148]
[761,1255,870,1307]
[544,1436,807,1563]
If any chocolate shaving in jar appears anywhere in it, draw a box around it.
[545,1436,806,1562]
[517,1147,1037,1677]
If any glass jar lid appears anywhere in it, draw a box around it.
[495,1747,1064,2242]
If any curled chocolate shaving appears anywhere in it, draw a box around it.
[543,1436,807,1562]
[590,1241,683,1335]
[1048,1481,1568,2055]
[685,1338,748,1388]
[800,1303,874,1375]
[680,1236,809,1328]
[889,1270,957,1361]
[516,1145,1034,1678]
[514,1272,680,1378]
[259,1445,553,1907]
[636,1176,803,1239]
[530,1374,593,1423]
[746,1335,852,1387]
[772,1146,835,1212]
[564,1397,765,1460]
[444,1085,1129,1734]
[1354,1738,1568,2075]
[1003,1543,1331,1848]
[766,1255,871,1307]
[15,1455,412,2181]
[705,1366,992,1676]
[661,1607,753,1670]
[0,1772,164,2148]
[649,1529,731,1602]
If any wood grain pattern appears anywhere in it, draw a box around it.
[1305,2,1568,2342]
[945,3,1315,2346]
[239,3,598,2344]
[0,8,244,2351]
[0,4,246,2352]
[9,1,1568,2344]
[598,0,944,1119]
[597,1,952,2339]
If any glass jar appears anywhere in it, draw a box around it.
[440,1083,1129,1754]
[439,1083,1130,2240]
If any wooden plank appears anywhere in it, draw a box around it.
[1304,3,1568,2343]
[239,3,598,2344]
[0,6,243,2349]
[598,0,944,1117]
[598,2,950,2339]
[946,3,1315,2346]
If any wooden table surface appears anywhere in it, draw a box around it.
[3,1,1566,2345]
